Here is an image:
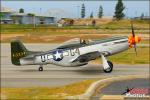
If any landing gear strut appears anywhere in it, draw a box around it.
[101,54,113,73]
[39,65,43,71]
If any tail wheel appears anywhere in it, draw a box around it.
[39,66,43,71]
[103,61,113,73]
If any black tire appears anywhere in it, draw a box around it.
[39,67,43,71]
[103,61,113,73]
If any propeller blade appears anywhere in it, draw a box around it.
[131,21,135,37]
[133,43,137,55]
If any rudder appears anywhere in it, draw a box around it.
[11,40,29,65]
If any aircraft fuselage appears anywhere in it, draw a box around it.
[20,37,128,67]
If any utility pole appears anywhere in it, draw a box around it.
[34,15,36,28]
[40,8,42,14]
[33,8,36,28]
[77,6,80,19]
[125,8,128,18]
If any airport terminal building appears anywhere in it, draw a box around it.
[0,7,56,25]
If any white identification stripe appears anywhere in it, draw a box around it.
[63,51,69,56]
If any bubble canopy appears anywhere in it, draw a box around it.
[57,38,94,49]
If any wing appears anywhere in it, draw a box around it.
[70,51,100,63]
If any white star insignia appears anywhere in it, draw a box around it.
[54,51,62,59]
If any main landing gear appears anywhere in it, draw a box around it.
[39,65,43,71]
[101,54,113,73]
[103,60,113,73]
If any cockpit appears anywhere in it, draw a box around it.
[57,38,94,49]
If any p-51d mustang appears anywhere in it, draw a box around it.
[11,22,141,73]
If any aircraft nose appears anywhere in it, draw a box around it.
[128,36,141,48]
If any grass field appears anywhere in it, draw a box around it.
[100,19,149,29]
[1,19,149,33]
[1,33,149,43]
[91,46,149,64]
[1,19,149,43]
[1,19,149,29]
[1,79,99,100]
[109,47,149,64]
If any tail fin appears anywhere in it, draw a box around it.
[11,40,29,65]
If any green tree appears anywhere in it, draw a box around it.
[114,0,125,20]
[81,4,85,18]
[98,5,103,18]
[27,13,35,16]
[140,13,144,19]
[90,12,93,18]
[19,8,24,13]
[0,12,4,19]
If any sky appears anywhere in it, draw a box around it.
[1,0,149,18]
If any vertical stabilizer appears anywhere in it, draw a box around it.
[11,40,29,65]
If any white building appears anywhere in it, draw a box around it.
[0,7,56,25]
[0,7,14,24]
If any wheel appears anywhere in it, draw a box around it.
[39,66,43,71]
[103,61,113,73]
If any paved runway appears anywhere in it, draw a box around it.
[92,78,150,100]
[1,43,149,87]
[100,78,149,95]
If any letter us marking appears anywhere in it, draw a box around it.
[70,48,80,56]
[41,54,53,62]
[41,55,46,62]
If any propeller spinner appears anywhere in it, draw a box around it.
[128,21,141,55]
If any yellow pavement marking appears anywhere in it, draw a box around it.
[100,95,124,100]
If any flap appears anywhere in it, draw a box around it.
[70,51,100,63]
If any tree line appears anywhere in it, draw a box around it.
[17,0,124,20]
[15,0,144,21]
[81,0,125,20]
